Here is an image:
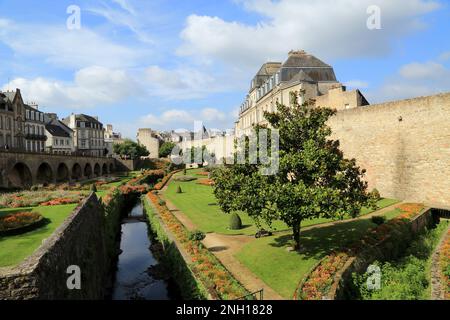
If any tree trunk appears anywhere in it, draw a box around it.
[292,219,302,250]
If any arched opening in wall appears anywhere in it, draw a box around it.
[84,163,93,179]
[36,163,54,185]
[94,163,101,177]
[56,163,70,183]
[109,163,114,174]
[7,162,32,188]
[72,163,82,181]
[102,163,108,176]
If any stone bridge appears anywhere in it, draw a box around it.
[0,151,117,188]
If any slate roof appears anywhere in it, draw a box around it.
[282,50,332,68]
[45,118,73,138]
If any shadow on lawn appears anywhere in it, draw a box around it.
[269,219,375,259]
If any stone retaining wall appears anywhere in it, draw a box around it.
[330,208,435,300]
[0,193,107,300]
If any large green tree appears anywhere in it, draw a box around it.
[113,139,149,159]
[159,142,177,158]
[212,92,378,250]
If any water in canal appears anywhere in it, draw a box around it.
[111,201,180,300]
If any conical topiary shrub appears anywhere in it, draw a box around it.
[229,213,242,230]
[90,184,97,192]
[176,185,183,194]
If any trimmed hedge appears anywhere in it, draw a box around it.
[146,192,250,300]
[143,196,209,300]
[229,213,242,230]
[296,203,427,300]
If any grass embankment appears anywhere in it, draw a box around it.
[234,207,404,298]
[352,219,450,300]
[164,169,399,236]
[0,174,134,268]
[0,204,77,267]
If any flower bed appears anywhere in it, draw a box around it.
[147,191,249,300]
[197,178,215,186]
[198,172,210,176]
[0,211,45,235]
[0,190,87,208]
[154,170,181,190]
[439,229,450,299]
[40,197,84,206]
[296,203,425,300]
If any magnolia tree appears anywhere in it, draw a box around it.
[212,92,378,250]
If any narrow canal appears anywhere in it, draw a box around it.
[111,200,180,300]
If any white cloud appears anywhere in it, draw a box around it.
[344,80,370,88]
[178,0,439,69]
[201,108,226,122]
[139,107,235,130]
[369,57,450,102]
[0,18,146,69]
[2,66,136,109]
[399,61,447,79]
[145,65,237,99]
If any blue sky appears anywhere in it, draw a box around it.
[1,0,449,138]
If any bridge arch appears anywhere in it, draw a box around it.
[102,163,108,176]
[8,162,33,188]
[36,162,54,185]
[84,163,93,178]
[94,163,101,177]
[56,163,70,183]
[72,163,82,181]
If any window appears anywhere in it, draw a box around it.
[0,116,3,129]
[6,118,11,130]
[26,110,30,119]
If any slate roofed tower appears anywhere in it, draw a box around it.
[279,50,338,83]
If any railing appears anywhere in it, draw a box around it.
[0,149,113,159]
[236,289,264,301]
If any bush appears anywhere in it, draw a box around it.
[176,186,183,194]
[371,215,386,225]
[90,184,97,192]
[183,168,187,175]
[189,230,206,241]
[30,185,39,191]
[174,176,197,182]
[158,199,166,206]
[229,213,242,230]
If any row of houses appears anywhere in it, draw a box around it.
[0,88,123,157]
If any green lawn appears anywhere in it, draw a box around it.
[164,169,400,235]
[0,204,77,267]
[235,207,404,298]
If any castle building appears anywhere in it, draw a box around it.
[136,128,164,159]
[104,124,124,156]
[235,50,369,135]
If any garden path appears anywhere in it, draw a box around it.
[430,223,450,300]
[160,176,403,300]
